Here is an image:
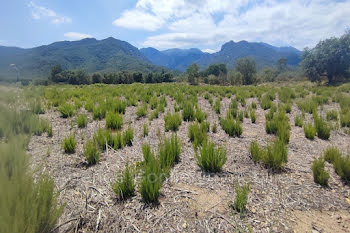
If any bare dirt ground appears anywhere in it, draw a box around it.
[28,95,350,232]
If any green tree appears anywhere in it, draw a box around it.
[92,72,103,83]
[50,64,63,82]
[277,58,287,72]
[236,57,257,85]
[187,63,199,85]
[301,33,350,83]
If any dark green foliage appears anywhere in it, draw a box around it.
[250,110,256,123]
[112,162,135,200]
[106,112,123,130]
[326,110,338,121]
[314,115,330,140]
[333,155,350,181]
[260,95,273,110]
[233,182,250,214]
[123,127,134,146]
[58,103,74,118]
[294,114,304,127]
[250,140,263,162]
[136,104,148,119]
[164,112,182,132]
[0,140,63,233]
[312,158,329,186]
[92,105,106,120]
[143,123,149,137]
[196,141,227,172]
[236,57,257,85]
[84,139,100,165]
[158,134,181,172]
[324,147,342,163]
[265,110,290,143]
[113,132,124,150]
[149,109,159,121]
[188,122,208,148]
[304,123,316,140]
[212,122,217,133]
[93,128,113,151]
[76,114,88,128]
[142,144,154,165]
[220,116,242,137]
[297,98,317,114]
[183,103,195,121]
[341,111,350,127]
[194,108,207,123]
[62,134,76,154]
[214,99,221,114]
[238,111,244,122]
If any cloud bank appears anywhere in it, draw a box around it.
[28,1,71,24]
[64,32,93,40]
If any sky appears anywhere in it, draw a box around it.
[0,0,349,52]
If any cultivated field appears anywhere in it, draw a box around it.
[2,82,350,232]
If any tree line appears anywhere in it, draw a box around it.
[49,65,175,85]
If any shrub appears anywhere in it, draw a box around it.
[297,98,317,114]
[196,141,227,172]
[250,140,263,162]
[188,122,208,148]
[143,123,149,137]
[183,103,195,121]
[304,123,316,140]
[251,101,257,109]
[164,112,182,132]
[0,141,63,233]
[341,111,350,127]
[47,125,53,137]
[58,103,74,118]
[314,115,330,140]
[264,139,288,170]
[142,144,154,165]
[295,114,304,127]
[84,139,100,165]
[324,147,342,163]
[123,127,134,146]
[62,134,77,154]
[30,98,45,114]
[220,116,242,137]
[250,110,256,123]
[284,103,292,113]
[149,109,159,121]
[214,99,221,114]
[76,114,88,128]
[92,105,106,120]
[158,134,181,172]
[140,152,162,203]
[93,128,113,150]
[212,122,217,133]
[233,182,250,214]
[312,157,329,186]
[113,132,124,150]
[260,95,272,110]
[84,100,94,112]
[112,162,135,200]
[266,110,290,143]
[333,155,350,181]
[238,111,244,122]
[195,108,207,123]
[326,110,338,121]
[106,112,123,130]
[136,104,148,119]
[113,99,127,114]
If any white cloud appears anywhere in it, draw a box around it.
[115,0,350,49]
[202,49,216,53]
[113,10,164,31]
[64,32,93,40]
[28,1,71,24]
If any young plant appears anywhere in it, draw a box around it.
[294,114,304,127]
[112,162,135,200]
[220,116,242,137]
[62,134,77,154]
[143,123,149,137]
[196,141,227,172]
[250,140,263,162]
[158,134,181,173]
[58,103,74,118]
[136,104,148,119]
[250,110,256,123]
[84,139,100,165]
[188,122,208,148]
[47,125,53,137]
[76,114,88,128]
[233,182,250,214]
[312,157,329,186]
[326,110,338,121]
[212,122,217,133]
[264,139,288,170]
[304,123,316,140]
[183,103,195,121]
[214,99,221,114]
[324,146,342,163]
[106,112,123,130]
[164,112,182,132]
[123,127,134,146]
[314,115,330,140]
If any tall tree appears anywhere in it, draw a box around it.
[301,33,350,83]
[187,63,199,85]
[50,64,63,82]
[236,57,257,85]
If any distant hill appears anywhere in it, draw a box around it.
[141,40,302,71]
[0,37,164,80]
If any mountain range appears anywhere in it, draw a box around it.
[0,37,301,80]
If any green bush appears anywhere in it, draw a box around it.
[143,123,149,137]
[142,144,154,165]
[92,105,106,120]
[158,134,181,172]
[123,127,134,146]
[238,111,244,122]
[295,114,304,127]
[314,115,330,140]
[324,147,342,163]
[195,108,207,123]
[149,109,159,121]
[266,110,290,143]
[113,132,124,150]
[84,99,94,112]
[93,128,113,150]
[212,122,217,133]
[106,112,123,130]
[250,140,263,162]
[196,141,227,172]
[84,139,100,165]
[62,134,76,154]
[47,125,53,137]
[264,139,288,170]
[113,99,127,114]
[333,154,350,181]
[297,98,317,114]
[326,110,338,121]
[312,157,329,186]
[233,182,250,214]
[188,122,208,148]
[136,104,148,119]
[183,103,195,121]
[112,162,135,200]
[214,99,221,114]
[250,110,256,123]
[58,103,74,118]
[304,123,316,140]
[0,140,63,233]
[220,116,242,137]
[260,95,273,110]
[341,111,350,127]
[76,114,88,128]
[140,148,162,203]
[164,112,182,132]
[30,98,45,114]
[251,101,257,109]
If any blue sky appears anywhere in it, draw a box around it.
[0,0,349,52]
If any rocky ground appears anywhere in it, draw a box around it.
[28,95,350,233]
